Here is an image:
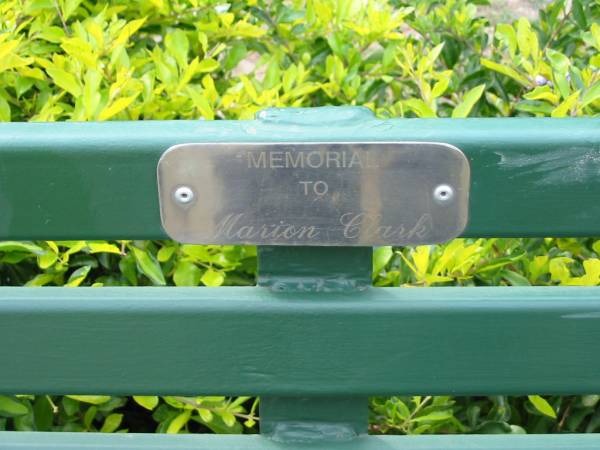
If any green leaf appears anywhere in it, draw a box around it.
[61,0,82,21]
[133,396,159,411]
[0,241,44,255]
[572,0,588,30]
[0,396,28,417]
[165,29,189,69]
[38,251,58,269]
[452,84,485,118]
[66,265,91,287]
[564,259,600,286]
[33,396,53,431]
[25,273,56,287]
[197,58,220,73]
[581,80,600,108]
[431,78,449,98]
[201,268,225,287]
[131,247,166,286]
[220,411,236,428]
[495,23,517,57]
[87,243,122,255]
[546,49,570,73]
[113,18,147,48]
[66,395,111,405]
[186,85,214,120]
[403,98,436,118]
[167,410,191,434]
[263,58,281,90]
[197,408,213,423]
[516,18,532,58]
[46,67,81,97]
[528,395,557,419]
[549,257,574,283]
[83,406,97,429]
[412,410,454,423]
[373,246,393,276]
[501,269,531,286]
[119,254,138,286]
[100,413,123,433]
[173,261,202,286]
[0,96,10,122]
[224,43,247,71]
[157,245,176,262]
[99,95,138,121]
[551,90,580,117]
[480,58,529,87]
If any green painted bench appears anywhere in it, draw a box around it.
[1,107,599,449]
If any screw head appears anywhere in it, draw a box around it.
[433,184,454,204]
[174,186,194,205]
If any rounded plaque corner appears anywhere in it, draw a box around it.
[157,142,471,246]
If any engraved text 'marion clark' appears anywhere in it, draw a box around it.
[214,212,432,242]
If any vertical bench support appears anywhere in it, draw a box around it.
[258,246,372,442]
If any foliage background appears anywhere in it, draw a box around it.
[0,0,599,436]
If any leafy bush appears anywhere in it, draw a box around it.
[0,0,599,436]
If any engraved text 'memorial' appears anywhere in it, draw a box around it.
[247,150,379,169]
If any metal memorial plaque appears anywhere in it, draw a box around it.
[157,142,470,246]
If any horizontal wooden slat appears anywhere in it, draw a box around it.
[0,112,599,239]
[1,286,599,396]
[1,432,600,450]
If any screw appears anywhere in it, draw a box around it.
[433,184,454,204]
[174,186,194,205]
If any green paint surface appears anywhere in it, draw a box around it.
[1,431,600,449]
[0,108,598,239]
[0,286,599,396]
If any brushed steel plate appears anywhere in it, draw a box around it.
[157,142,470,245]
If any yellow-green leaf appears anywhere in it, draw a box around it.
[100,413,123,433]
[0,96,10,122]
[581,80,600,108]
[452,84,485,118]
[133,396,159,411]
[0,241,45,255]
[174,261,202,286]
[66,265,91,287]
[87,243,122,254]
[46,67,82,97]
[167,410,191,434]
[0,396,28,416]
[38,251,58,269]
[197,408,213,423]
[480,58,529,87]
[201,268,225,286]
[131,247,166,286]
[66,395,111,405]
[551,90,580,117]
[197,58,219,73]
[403,98,436,118]
[113,18,147,48]
[220,411,236,427]
[99,95,138,121]
[0,40,19,60]
[528,395,556,419]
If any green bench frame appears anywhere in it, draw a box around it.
[0,107,599,449]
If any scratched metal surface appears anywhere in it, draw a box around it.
[157,142,470,245]
[0,107,598,239]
